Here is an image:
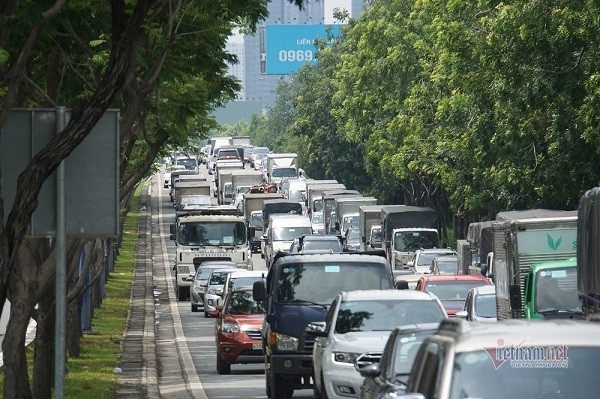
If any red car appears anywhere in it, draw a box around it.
[214,287,265,374]
[415,275,491,316]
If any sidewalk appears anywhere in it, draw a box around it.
[115,182,159,398]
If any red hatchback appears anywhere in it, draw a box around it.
[214,287,265,374]
[415,275,491,316]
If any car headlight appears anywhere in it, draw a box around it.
[193,281,201,289]
[332,352,360,365]
[276,333,298,351]
[222,321,240,333]
[208,287,218,295]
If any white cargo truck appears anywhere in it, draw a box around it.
[169,207,251,301]
[266,153,299,189]
[358,205,384,251]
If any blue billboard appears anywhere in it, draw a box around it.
[265,24,341,75]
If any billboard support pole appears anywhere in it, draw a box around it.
[54,106,66,399]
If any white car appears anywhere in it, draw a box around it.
[203,268,239,318]
[455,284,497,322]
[309,290,447,399]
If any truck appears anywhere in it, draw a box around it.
[359,205,384,251]
[305,182,344,217]
[261,198,304,233]
[283,178,311,212]
[252,252,394,398]
[334,196,377,236]
[490,209,577,319]
[210,136,233,155]
[217,170,234,205]
[577,186,600,315]
[169,207,251,301]
[232,135,251,146]
[380,205,440,270]
[172,180,211,210]
[243,192,284,253]
[266,153,299,189]
[230,169,264,203]
[463,221,493,276]
[322,189,362,235]
[214,159,243,198]
[262,214,312,267]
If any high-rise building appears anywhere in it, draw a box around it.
[243,0,325,110]
[225,40,245,101]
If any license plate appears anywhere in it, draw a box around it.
[252,343,263,350]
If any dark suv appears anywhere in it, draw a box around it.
[253,252,394,399]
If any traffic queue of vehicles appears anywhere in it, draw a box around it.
[163,140,600,399]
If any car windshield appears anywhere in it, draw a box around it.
[392,329,437,376]
[178,221,246,246]
[535,267,581,313]
[225,290,264,314]
[272,168,297,178]
[276,262,391,305]
[272,226,312,241]
[335,300,445,333]
[416,251,455,267]
[229,276,262,290]
[209,271,229,285]
[449,348,600,399]
[196,265,233,280]
[302,239,342,252]
[425,281,488,301]
[394,231,439,252]
[435,258,458,274]
[474,293,497,318]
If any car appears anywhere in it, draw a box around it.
[190,261,237,312]
[214,286,265,375]
[309,290,447,399]
[289,234,344,254]
[456,284,497,322]
[355,323,440,399]
[344,226,361,252]
[222,270,264,303]
[429,254,459,275]
[403,318,600,399]
[415,274,491,316]
[204,268,238,318]
[394,273,426,290]
[407,248,458,274]
[179,194,212,210]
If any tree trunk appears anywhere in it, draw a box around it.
[2,297,34,399]
[31,298,55,399]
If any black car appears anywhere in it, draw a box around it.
[355,324,439,399]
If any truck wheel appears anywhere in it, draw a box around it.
[270,371,293,398]
[216,353,231,375]
[177,286,187,301]
[266,367,272,398]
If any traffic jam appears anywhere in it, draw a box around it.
[162,136,600,399]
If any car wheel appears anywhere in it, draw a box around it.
[270,371,293,399]
[321,373,329,399]
[191,303,198,312]
[204,308,209,318]
[216,353,231,375]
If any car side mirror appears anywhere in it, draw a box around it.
[355,361,381,377]
[253,280,267,302]
[216,305,224,318]
[455,310,468,319]
[395,280,409,290]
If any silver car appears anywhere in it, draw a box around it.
[203,268,238,318]
[190,261,236,313]
[455,284,497,322]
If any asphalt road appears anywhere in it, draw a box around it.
[153,165,315,398]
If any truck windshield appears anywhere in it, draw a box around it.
[224,183,233,197]
[272,227,312,241]
[449,348,600,399]
[276,263,391,305]
[288,190,305,202]
[272,168,297,178]
[394,231,439,251]
[178,222,246,246]
[250,212,263,229]
[535,267,581,313]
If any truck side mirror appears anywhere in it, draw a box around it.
[361,235,366,243]
[253,280,267,302]
[509,284,522,312]
[335,222,340,231]
[248,226,255,237]
[169,234,176,241]
[169,224,176,235]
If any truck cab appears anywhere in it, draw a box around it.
[391,228,439,269]
[169,207,251,300]
[523,258,582,319]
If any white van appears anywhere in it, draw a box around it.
[263,214,312,267]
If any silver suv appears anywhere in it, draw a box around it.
[407,248,457,274]
[401,318,600,399]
